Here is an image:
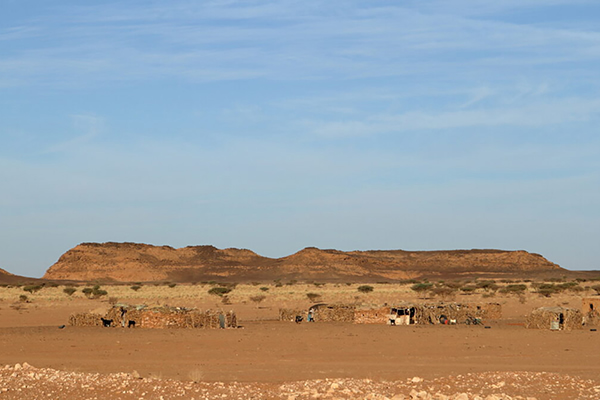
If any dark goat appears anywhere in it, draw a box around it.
[101,318,113,327]
[127,320,136,328]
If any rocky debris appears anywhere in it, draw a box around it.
[1,364,598,399]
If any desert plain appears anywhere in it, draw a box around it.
[2,279,600,399]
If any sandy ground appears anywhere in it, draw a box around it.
[0,285,599,399]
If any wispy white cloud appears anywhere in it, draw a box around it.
[1,1,599,86]
[42,114,103,154]
[310,97,600,137]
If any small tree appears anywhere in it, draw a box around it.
[411,282,433,297]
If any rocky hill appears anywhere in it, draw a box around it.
[42,242,564,282]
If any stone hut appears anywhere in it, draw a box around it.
[582,297,600,326]
[525,306,583,331]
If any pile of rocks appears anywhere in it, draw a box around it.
[1,363,599,399]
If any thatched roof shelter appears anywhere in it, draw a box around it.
[525,306,583,331]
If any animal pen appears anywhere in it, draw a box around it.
[354,302,502,325]
[69,304,237,329]
[280,302,501,325]
[525,307,583,331]
[279,303,356,323]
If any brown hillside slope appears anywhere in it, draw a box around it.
[42,242,564,282]
[0,267,38,284]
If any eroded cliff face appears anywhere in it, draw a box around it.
[42,242,564,282]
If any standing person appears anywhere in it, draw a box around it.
[120,307,127,328]
[308,308,315,322]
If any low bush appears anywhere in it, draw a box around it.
[429,286,456,298]
[499,284,527,294]
[208,287,232,296]
[81,286,107,298]
[443,281,464,290]
[130,285,142,291]
[249,295,266,305]
[306,292,322,302]
[260,287,269,292]
[63,287,77,296]
[476,280,499,291]
[357,285,374,293]
[23,285,43,294]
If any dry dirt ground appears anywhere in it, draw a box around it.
[0,283,599,399]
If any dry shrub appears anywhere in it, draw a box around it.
[249,295,266,305]
[306,293,322,302]
[430,286,456,299]
[357,285,374,293]
[208,287,231,296]
[499,284,527,295]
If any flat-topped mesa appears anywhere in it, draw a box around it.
[42,242,564,283]
[42,242,274,282]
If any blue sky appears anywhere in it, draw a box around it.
[1,0,599,277]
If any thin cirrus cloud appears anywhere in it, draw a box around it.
[0,1,599,86]
[309,98,600,138]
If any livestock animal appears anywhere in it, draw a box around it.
[101,318,113,327]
